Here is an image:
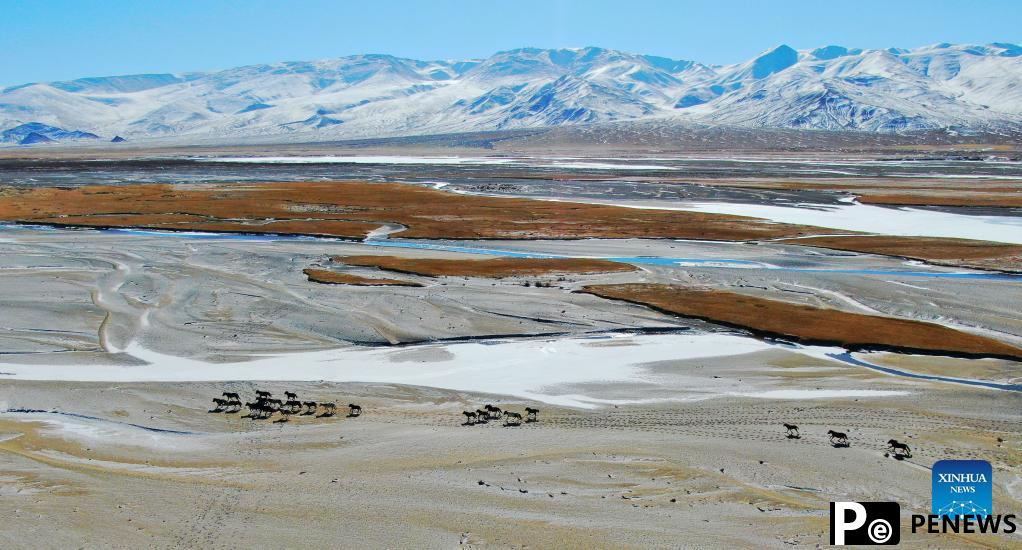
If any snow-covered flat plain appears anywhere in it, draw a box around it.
[0,333,872,408]
[600,200,1022,244]
[678,202,1022,244]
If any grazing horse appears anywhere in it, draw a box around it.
[302,401,318,415]
[348,404,362,417]
[484,405,502,420]
[783,423,800,438]
[887,439,912,457]
[504,411,523,426]
[319,402,337,417]
[284,391,298,401]
[827,430,850,446]
[525,407,539,422]
[462,411,477,425]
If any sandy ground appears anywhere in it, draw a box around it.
[0,351,1020,549]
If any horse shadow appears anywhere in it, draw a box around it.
[785,434,801,440]
[831,441,851,448]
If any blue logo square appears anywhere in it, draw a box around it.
[932,459,992,518]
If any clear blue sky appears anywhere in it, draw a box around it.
[2,0,1020,85]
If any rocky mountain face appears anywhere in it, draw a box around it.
[2,43,1020,144]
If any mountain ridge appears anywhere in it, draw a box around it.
[2,42,1020,144]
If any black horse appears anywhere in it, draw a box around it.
[504,411,523,426]
[887,439,912,457]
[462,410,477,425]
[525,407,539,422]
[319,402,337,417]
[828,430,850,447]
[244,401,272,419]
[484,404,502,420]
[348,404,362,417]
[783,423,800,438]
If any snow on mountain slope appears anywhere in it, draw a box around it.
[1,43,1019,144]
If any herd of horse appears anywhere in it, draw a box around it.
[211,397,908,456]
[210,390,362,423]
[783,423,913,457]
[463,404,539,426]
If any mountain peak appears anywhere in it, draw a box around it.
[750,45,799,78]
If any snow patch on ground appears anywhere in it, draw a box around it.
[0,333,788,408]
[608,201,1022,244]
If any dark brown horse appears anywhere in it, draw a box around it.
[245,401,272,419]
[348,404,362,417]
[462,410,477,425]
[504,411,523,426]
[783,423,800,437]
[828,430,850,446]
[484,404,502,420]
[525,407,539,422]
[887,439,911,457]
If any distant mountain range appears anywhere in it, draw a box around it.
[2,42,1021,145]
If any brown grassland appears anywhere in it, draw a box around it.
[332,255,635,278]
[0,181,815,241]
[581,283,1022,361]
[302,268,423,287]
[779,235,1022,271]
[0,181,1017,270]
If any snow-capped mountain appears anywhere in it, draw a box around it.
[0,122,100,144]
[2,43,1020,144]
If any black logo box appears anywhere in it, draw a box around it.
[830,502,901,545]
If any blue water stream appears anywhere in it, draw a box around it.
[3,223,1020,281]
